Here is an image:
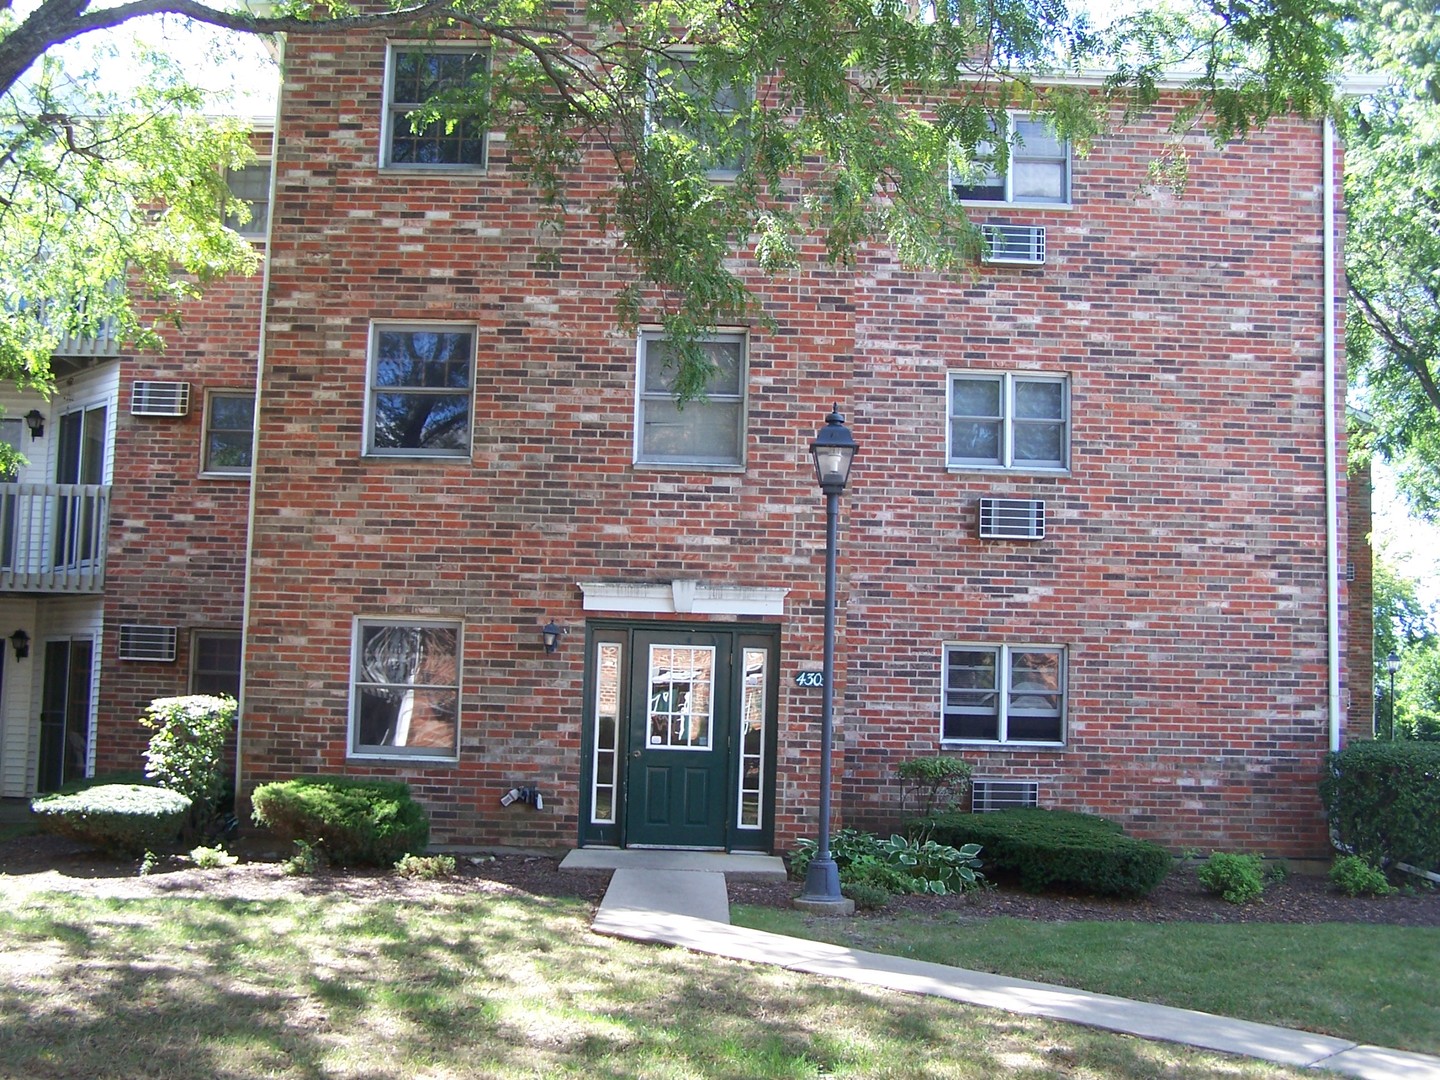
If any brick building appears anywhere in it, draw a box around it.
[0,27,1373,860]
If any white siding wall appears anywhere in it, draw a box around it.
[0,361,118,797]
[0,598,38,797]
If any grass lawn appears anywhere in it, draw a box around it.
[732,905,1440,1057]
[0,888,1326,1080]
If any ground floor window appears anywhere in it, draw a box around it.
[351,620,460,758]
[190,631,241,697]
[942,643,1065,745]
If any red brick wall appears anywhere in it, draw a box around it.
[238,26,1349,857]
[1345,454,1375,743]
[92,249,265,777]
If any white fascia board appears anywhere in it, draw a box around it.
[578,581,789,617]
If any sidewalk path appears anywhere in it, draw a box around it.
[587,863,1440,1080]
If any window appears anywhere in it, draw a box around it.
[203,391,256,474]
[224,163,271,237]
[943,644,1065,744]
[649,54,750,179]
[636,332,746,467]
[948,372,1068,470]
[367,324,475,456]
[0,417,22,481]
[190,631,241,697]
[951,117,1069,205]
[383,44,488,169]
[351,621,460,758]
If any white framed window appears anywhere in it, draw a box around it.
[648,52,751,180]
[366,323,475,457]
[948,371,1068,471]
[350,619,460,759]
[382,43,488,170]
[943,644,1066,745]
[223,162,271,238]
[636,331,746,468]
[203,390,256,475]
[951,116,1070,206]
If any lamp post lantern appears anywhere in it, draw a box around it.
[1386,651,1401,740]
[798,405,857,912]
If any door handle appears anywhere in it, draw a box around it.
[631,750,642,759]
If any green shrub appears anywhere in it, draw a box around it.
[897,756,973,817]
[841,881,891,911]
[1320,741,1440,872]
[31,784,191,857]
[1197,852,1266,904]
[1330,855,1395,897]
[791,828,984,896]
[189,845,238,869]
[843,853,921,895]
[140,695,236,837]
[394,853,456,880]
[922,808,1171,898]
[282,839,320,876]
[789,827,883,881]
[250,776,429,867]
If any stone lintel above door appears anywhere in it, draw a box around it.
[576,581,788,617]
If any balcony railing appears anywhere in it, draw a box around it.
[0,484,111,593]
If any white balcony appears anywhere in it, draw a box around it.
[0,484,111,593]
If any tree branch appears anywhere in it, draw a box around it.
[1351,280,1440,416]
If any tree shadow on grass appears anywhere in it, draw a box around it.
[0,892,1308,1079]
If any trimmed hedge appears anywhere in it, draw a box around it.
[1320,741,1440,871]
[31,784,191,857]
[922,808,1171,898]
[250,776,429,867]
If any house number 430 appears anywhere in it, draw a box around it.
[794,671,825,688]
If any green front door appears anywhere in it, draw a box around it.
[626,630,731,848]
[580,622,778,852]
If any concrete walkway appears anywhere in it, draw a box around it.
[562,851,1440,1080]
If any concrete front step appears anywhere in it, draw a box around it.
[559,847,787,881]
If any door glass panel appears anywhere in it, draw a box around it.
[646,645,714,750]
[737,648,767,830]
[591,642,622,823]
[37,639,91,792]
[0,418,20,569]
[54,406,106,567]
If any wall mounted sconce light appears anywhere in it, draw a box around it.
[23,410,44,440]
[541,621,567,653]
[9,630,30,660]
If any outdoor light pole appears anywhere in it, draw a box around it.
[1386,651,1400,740]
[801,406,858,907]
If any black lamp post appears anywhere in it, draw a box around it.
[1386,651,1401,740]
[800,405,858,908]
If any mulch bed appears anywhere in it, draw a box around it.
[729,866,1440,927]
[2,830,1437,926]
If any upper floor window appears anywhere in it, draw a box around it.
[943,644,1066,745]
[383,44,488,169]
[367,324,475,457]
[948,371,1068,471]
[951,117,1069,205]
[649,54,750,179]
[351,620,460,759]
[203,391,256,474]
[636,332,746,468]
[223,162,271,238]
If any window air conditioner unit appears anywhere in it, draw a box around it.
[978,498,1046,540]
[131,381,191,417]
[972,779,1040,812]
[980,224,1046,266]
[118,625,178,663]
